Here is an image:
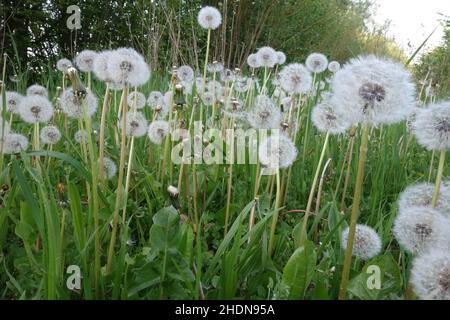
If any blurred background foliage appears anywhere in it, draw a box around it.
[0,0,448,97]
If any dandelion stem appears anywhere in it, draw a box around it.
[339,124,370,300]
[98,82,110,188]
[299,131,330,246]
[431,150,446,208]
[224,120,235,236]
[268,169,282,257]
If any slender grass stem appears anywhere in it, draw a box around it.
[98,82,110,188]
[268,169,282,257]
[431,150,446,208]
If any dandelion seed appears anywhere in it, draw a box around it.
[393,206,450,254]
[306,53,328,73]
[328,61,340,73]
[18,95,54,124]
[26,84,48,97]
[341,224,381,260]
[331,55,416,126]
[60,88,98,119]
[256,46,277,68]
[412,101,450,151]
[100,157,117,180]
[177,65,195,83]
[398,182,450,216]
[247,53,260,69]
[127,91,146,109]
[120,111,148,137]
[279,63,312,95]
[247,95,281,129]
[276,51,287,65]
[148,120,169,145]
[107,48,150,87]
[311,99,350,134]
[1,91,23,114]
[411,248,450,300]
[57,58,72,73]
[40,125,62,145]
[75,50,97,72]
[258,133,297,169]
[197,6,222,30]
[2,133,29,154]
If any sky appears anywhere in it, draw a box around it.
[372,0,449,56]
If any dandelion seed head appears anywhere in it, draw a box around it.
[331,55,416,127]
[147,91,164,109]
[148,120,169,145]
[56,58,72,73]
[207,61,224,73]
[202,92,216,106]
[276,51,287,65]
[177,65,195,83]
[279,63,312,95]
[18,95,54,124]
[256,46,277,68]
[258,133,297,169]
[412,101,450,151]
[247,54,260,69]
[398,182,450,216]
[1,91,23,114]
[101,157,117,180]
[311,99,350,134]
[26,84,48,97]
[2,133,29,154]
[198,6,222,30]
[411,248,450,300]
[40,125,61,145]
[341,224,381,260]
[328,61,341,73]
[247,95,281,129]
[206,80,223,97]
[127,91,146,109]
[220,68,235,82]
[393,206,450,255]
[93,50,114,82]
[306,53,328,73]
[75,50,97,72]
[120,111,148,137]
[60,88,98,119]
[107,48,150,87]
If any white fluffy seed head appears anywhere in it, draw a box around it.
[147,91,164,109]
[107,48,150,87]
[93,50,114,82]
[256,46,278,68]
[206,80,223,97]
[258,133,297,169]
[2,133,29,154]
[26,84,48,97]
[74,50,97,72]
[120,111,148,137]
[207,62,224,73]
[341,224,382,260]
[202,92,216,106]
[328,61,341,73]
[56,58,72,73]
[18,95,54,124]
[177,65,195,83]
[148,120,170,145]
[197,6,222,30]
[60,88,98,119]
[1,91,23,114]
[398,182,450,216]
[247,54,260,69]
[276,51,287,65]
[127,91,146,109]
[74,129,87,144]
[411,248,450,300]
[40,125,61,145]
[100,157,117,180]
[311,99,350,134]
[247,95,281,129]
[331,55,416,127]
[306,53,328,73]
[279,63,312,94]
[412,101,450,151]
[393,206,450,255]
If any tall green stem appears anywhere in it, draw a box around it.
[339,124,370,300]
[268,169,282,257]
[431,150,446,208]
[299,131,330,246]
